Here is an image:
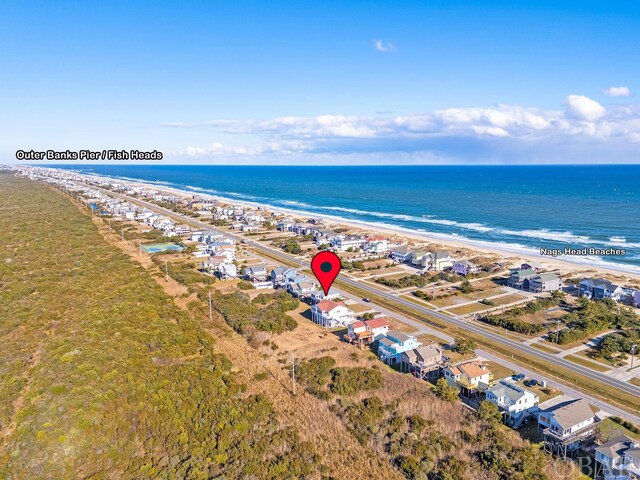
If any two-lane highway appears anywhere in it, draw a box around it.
[94,187,640,421]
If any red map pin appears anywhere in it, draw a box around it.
[311,251,342,295]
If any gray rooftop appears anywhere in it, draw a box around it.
[541,398,594,430]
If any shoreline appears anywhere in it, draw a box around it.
[37,167,640,281]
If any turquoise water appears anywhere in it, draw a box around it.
[55,165,640,272]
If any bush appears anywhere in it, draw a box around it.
[434,378,459,403]
[330,367,383,395]
[238,280,254,290]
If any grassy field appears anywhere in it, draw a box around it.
[565,354,611,372]
[0,174,325,479]
[447,302,490,315]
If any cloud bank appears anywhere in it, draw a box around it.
[164,94,640,164]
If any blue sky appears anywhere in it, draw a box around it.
[1,0,639,164]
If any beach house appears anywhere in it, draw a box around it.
[311,300,355,328]
[400,344,444,379]
[423,251,455,271]
[452,260,480,276]
[410,250,429,267]
[485,380,539,427]
[365,236,389,254]
[537,398,599,457]
[244,265,268,282]
[529,273,561,293]
[508,268,537,290]
[594,435,640,480]
[332,234,366,251]
[378,331,421,364]
[346,317,390,348]
[390,247,413,263]
[309,288,341,303]
[443,362,492,395]
[579,278,625,301]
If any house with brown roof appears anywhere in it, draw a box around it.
[443,361,492,395]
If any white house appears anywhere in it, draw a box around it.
[332,235,366,252]
[485,380,539,427]
[311,300,355,328]
[443,362,492,393]
[390,247,413,263]
[424,251,454,271]
[363,317,390,339]
[538,398,598,456]
[365,237,389,254]
[595,435,640,480]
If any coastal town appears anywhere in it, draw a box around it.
[14,165,640,479]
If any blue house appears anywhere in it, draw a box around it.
[378,331,421,364]
[579,278,624,301]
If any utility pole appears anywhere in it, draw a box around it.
[631,344,637,370]
[165,260,169,281]
[555,318,561,344]
[208,291,213,322]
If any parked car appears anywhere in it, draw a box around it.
[512,373,525,382]
[524,379,538,387]
[362,297,371,303]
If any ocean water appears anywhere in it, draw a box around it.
[54,165,640,272]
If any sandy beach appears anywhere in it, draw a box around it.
[110,175,640,285]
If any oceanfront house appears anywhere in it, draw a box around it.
[400,344,445,379]
[579,278,625,302]
[365,236,389,254]
[485,380,539,428]
[346,317,390,349]
[537,398,599,458]
[443,362,492,396]
[314,228,337,247]
[521,262,544,272]
[452,260,480,276]
[390,247,413,264]
[244,265,268,282]
[378,331,421,364]
[277,218,295,230]
[508,269,537,289]
[424,251,455,271]
[332,234,367,252]
[411,250,429,267]
[309,288,341,303]
[311,300,355,328]
[594,435,640,480]
[529,273,561,293]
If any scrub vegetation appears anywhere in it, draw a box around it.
[0,174,321,479]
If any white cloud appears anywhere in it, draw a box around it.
[374,39,395,52]
[164,95,640,162]
[603,86,632,97]
[565,94,606,121]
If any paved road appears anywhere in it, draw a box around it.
[97,188,640,423]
